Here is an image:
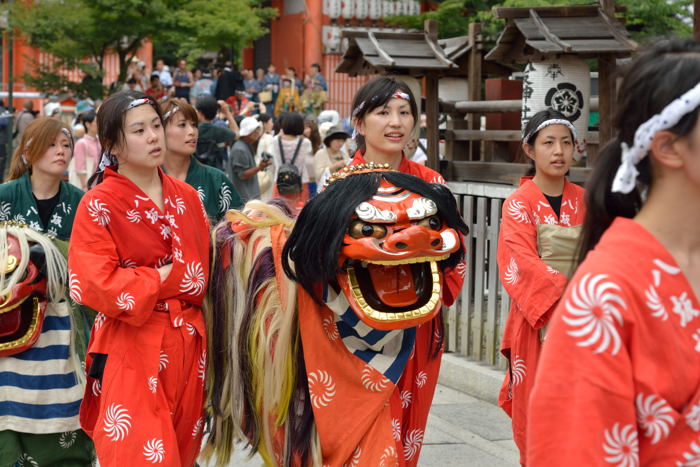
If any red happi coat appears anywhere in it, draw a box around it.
[497,177,586,463]
[68,168,210,466]
[298,292,442,466]
[529,218,700,465]
[309,151,462,465]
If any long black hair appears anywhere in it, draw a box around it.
[521,108,574,176]
[578,38,700,263]
[350,76,418,151]
[281,171,468,304]
[89,90,164,187]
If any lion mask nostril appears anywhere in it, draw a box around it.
[431,239,441,247]
[395,242,407,250]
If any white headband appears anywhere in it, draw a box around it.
[163,106,180,121]
[612,81,700,194]
[98,151,115,171]
[523,119,577,144]
[127,97,151,109]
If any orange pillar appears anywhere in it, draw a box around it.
[304,0,323,73]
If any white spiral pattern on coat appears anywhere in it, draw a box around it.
[511,357,526,386]
[323,315,339,341]
[403,429,424,461]
[308,370,336,408]
[116,292,135,311]
[88,198,111,226]
[103,404,132,441]
[504,257,519,285]
[179,261,205,296]
[507,199,530,224]
[563,274,625,355]
[69,272,82,303]
[361,366,389,392]
[636,394,675,444]
[143,438,165,463]
[644,285,667,321]
[379,445,398,467]
[147,376,158,394]
[602,423,638,467]
[415,371,428,388]
[400,390,412,409]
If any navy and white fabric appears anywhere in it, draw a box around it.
[0,302,83,433]
[323,285,415,384]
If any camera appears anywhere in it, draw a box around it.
[261,152,272,162]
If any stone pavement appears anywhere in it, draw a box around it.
[201,384,519,466]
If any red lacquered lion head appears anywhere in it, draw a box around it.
[283,167,468,331]
[0,223,66,356]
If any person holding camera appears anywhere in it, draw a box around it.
[229,117,270,202]
[194,96,239,170]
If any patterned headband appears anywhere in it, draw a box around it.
[612,81,700,194]
[98,151,116,171]
[523,119,578,144]
[163,106,180,121]
[392,91,410,101]
[127,97,152,109]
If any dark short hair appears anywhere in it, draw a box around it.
[127,77,137,84]
[311,63,321,72]
[280,112,304,136]
[195,95,218,120]
[257,113,272,124]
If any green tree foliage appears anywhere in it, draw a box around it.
[387,0,692,44]
[8,0,276,97]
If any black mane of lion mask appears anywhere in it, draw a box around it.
[282,170,468,329]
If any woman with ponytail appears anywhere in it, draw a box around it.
[529,39,700,464]
[68,91,211,465]
[497,109,586,464]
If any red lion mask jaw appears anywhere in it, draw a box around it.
[0,234,48,356]
[335,179,459,331]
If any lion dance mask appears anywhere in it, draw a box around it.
[205,167,468,466]
[0,223,68,356]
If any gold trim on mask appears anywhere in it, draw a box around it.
[0,297,41,352]
[0,294,30,315]
[4,255,18,274]
[346,260,441,322]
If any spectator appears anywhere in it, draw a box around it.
[68,110,100,190]
[153,59,173,87]
[173,59,194,102]
[229,117,270,202]
[301,76,327,115]
[195,95,239,170]
[243,69,261,102]
[314,124,350,184]
[145,74,168,102]
[123,77,141,92]
[271,112,312,202]
[215,62,244,102]
[285,66,303,93]
[274,77,301,116]
[13,101,36,144]
[229,89,250,115]
[308,63,328,91]
[190,69,214,105]
[44,102,61,119]
[317,109,340,126]
[262,64,281,105]
[255,113,275,200]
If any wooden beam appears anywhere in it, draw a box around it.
[445,129,600,144]
[696,0,700,41]
[367,31,395,66]
[529,9,572,52]
[448,161,592,185]
[425,75,440,171]
[467,22,482,160]
[450,97,599,113]
[493,4,625,19]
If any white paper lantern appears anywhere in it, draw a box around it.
[324,0,342,19]
[355,0,368,19]
[322,25,342,53]
[522,55,591,160]
[394,0,405,16]
[405,0,419,16]
[368,0,382,19]
[341,0,355,18]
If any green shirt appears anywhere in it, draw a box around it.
[0,173,84,240]
[184,156,242,221]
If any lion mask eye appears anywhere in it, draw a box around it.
[348,220,388,239]
[417,215,442,231]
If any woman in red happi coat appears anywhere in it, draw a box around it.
[497,109,586,463]
[529,39,700,466]
[68,91,210,466]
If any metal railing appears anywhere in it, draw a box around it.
[446,181,515,369]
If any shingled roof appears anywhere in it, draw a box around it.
[486,4,637,64]
[335,29,457,76]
